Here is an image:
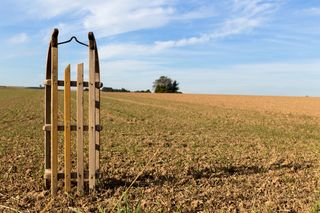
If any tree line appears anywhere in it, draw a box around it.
[101,76,180,93]
[101,87,151,93]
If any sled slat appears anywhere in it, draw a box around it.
[64,65,71,193]
[95,47,101,173]
[88,40,96,190]
[77,63,84,193]
[51,46,58,196]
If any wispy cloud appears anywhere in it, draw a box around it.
[22,0,82,19]
[7,33,29,44]
[232,0,280,16]
[99,18,262,59]
[99,0,282,59]
[301,7,320,15]
[19,0,215,38]
[83,2,216,37]
[15,0,282,46]
[83,1,175,37]
[153,17,261,50]
[7,0,316,96]
[154,0,282,49]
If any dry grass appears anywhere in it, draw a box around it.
[0,88,320,212]
[115,93,320,117]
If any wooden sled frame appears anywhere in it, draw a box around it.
[43,28,102,196]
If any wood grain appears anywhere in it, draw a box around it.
[64,64,71,193]
[88,45,96,189]
[50,46,58,196]
[77,63,84,193]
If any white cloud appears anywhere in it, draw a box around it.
[232,0,280,17]
[83,1,175,37]
[8,33,29,44]
[82,1,216,37]
[97,0,281,59]
[172,5,216,20]
[154,17,261,50]
[154,0,282,49]
[13,0,284,68]
[15,0,282,49]
[98,17,260,59]
[19,0,215,38]
[22,0,82,19]
[100,0,279,59]
[302,7,320,15]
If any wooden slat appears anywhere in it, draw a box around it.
[77,63,84,193]
[64,64,71,193]
[51,46,58,196]
[88,41,96,189]
[95,47,101,172]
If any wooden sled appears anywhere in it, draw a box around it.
[43,28,102,196]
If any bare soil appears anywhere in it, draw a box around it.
[0,88,320,212]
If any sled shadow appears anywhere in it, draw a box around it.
[98,161,312,190]
[187,162,313,179]
[98,172,177,190]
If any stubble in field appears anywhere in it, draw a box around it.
[0,88,320,212]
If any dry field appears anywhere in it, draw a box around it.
[0,87,320,212]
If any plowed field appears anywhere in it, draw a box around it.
[0,88,320,212]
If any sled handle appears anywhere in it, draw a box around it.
[58,36,88,47]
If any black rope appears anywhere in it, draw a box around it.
[58,36,88,47]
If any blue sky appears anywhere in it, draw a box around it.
[1,0,320,96]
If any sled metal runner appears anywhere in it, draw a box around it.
[43,28,102,196]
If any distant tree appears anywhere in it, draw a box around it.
[134,89,151,93]
[101,87,113,92]
[101,87,130,92]
[167,80,179,93]
[154,85,166,93]
[153,76,180,93]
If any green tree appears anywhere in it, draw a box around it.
[154,85,166,93]
[153,76,180,93]
[169,80,179,93]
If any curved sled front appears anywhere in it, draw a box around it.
[44,28,58,191]
[88,31,101,189]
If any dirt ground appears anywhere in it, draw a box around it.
[0,88,320,212]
